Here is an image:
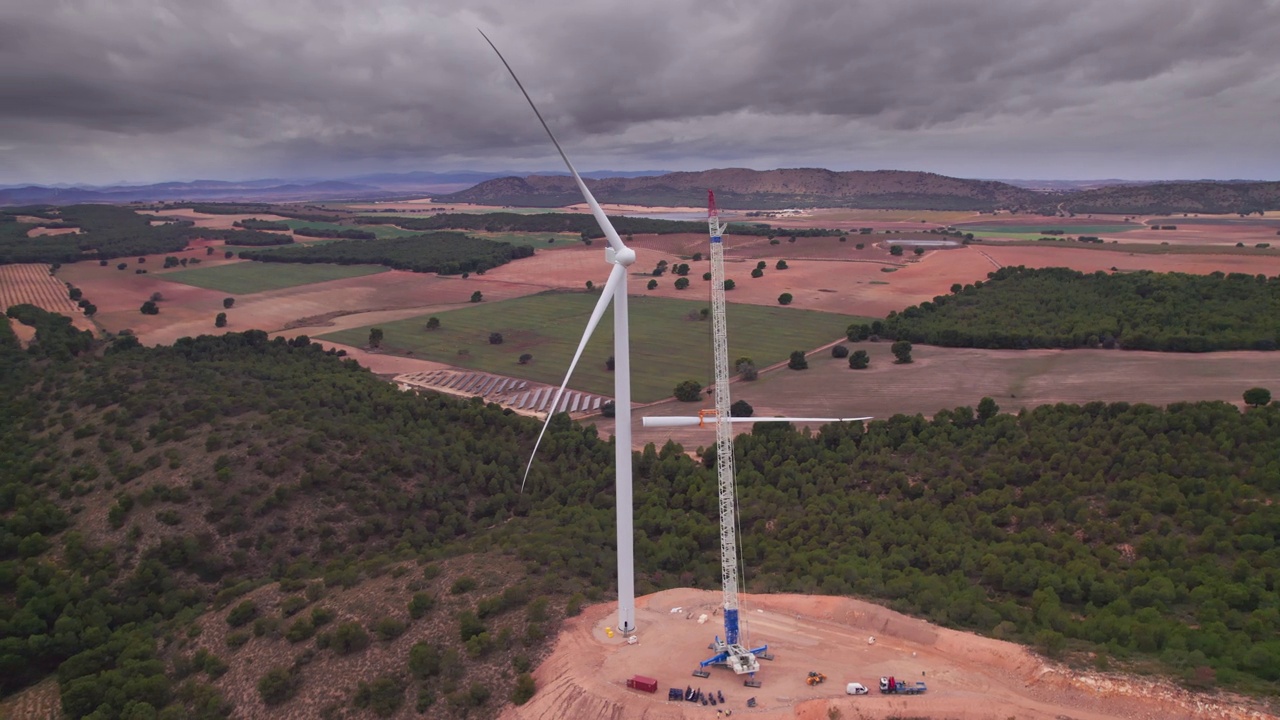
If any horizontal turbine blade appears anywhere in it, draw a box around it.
[643,416,873,428]
[521,262,627,491]
[479,30,629,257]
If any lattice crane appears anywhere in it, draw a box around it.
[644,192,870,681]
[700,190,765,675]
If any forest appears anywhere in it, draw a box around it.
[236,232,534,274]
[873,266,1280,351]
[355,212,841,239]
[0,205,291,264]
[0,306,1277,718]
[290,227,377,240]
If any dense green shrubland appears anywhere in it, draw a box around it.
[237,232,533,274]
[872,266,1280,351]
[0,307,1277,717]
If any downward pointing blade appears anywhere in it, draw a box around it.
[521,262,627,491]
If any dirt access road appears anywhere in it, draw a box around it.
[504,589,1275,720]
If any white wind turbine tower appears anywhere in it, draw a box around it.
[481,31,638,634]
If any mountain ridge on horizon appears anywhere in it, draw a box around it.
[4,168,1279,214]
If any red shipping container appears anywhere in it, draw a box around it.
[626,675,658,693]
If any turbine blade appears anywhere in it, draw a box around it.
[479,30,628,254]
[521,262,627,491]
[642,415,874,427]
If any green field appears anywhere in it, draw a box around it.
[319,293,868,402]
[160,261,387,294]
[470,231,585,249]
[284,220,420,239]
[957,223,1140,238]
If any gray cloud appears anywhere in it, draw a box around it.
[1,0,1278,185]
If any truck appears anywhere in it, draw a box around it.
[879,676,926,694]
[626,675,658,693]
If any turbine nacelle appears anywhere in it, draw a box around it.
[606,246,637,267]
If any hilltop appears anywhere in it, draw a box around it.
[436,168,1044,211]
[438,170,1280,215]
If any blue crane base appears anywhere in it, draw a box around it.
[698,640,770,668]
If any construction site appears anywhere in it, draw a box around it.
[502,588,1271,720]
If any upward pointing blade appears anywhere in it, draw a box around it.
[520,262,626,492]
[479,29,629,258]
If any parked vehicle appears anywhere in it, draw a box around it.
[879,676,926,694]
[846,682,868,695]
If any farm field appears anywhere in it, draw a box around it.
[136,208,292,229]
[0,263,95,332]
[159,261,388,294]
[468,231,587,249]
[318,292,870,402]
[615,342,1280,450]
[282,219,420,239]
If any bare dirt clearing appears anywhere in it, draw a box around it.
[595,344,1280,451]
[137,208,292,229]
[978,244,1280,275]
[506,588,1273,720]
[25,226,80,237]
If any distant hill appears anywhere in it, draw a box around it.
[6,168,1279,214]
[1058,180,1280,215]
[0,179,384,205]
[435,168,1047,211]
[0,170,670,206]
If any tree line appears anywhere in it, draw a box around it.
[356,212,841,239]
[0,205,292,264]
[875,266,1280,351]
[237,232,534,274]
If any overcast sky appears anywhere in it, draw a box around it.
[2,0,1279,186]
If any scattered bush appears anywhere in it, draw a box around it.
[408,592,436,620]
[227,600,258,628]
[353,675,404,717]
[512,673,537,705]
[257,666,300,706]
[674,379,703,402]
[328,621,370,655]
[373,616,407,641]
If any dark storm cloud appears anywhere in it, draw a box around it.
[1,0,1278,184]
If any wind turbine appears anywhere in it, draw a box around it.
[481,31,638,634]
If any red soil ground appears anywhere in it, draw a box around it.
[505,589,1274,720]
[978,244,1280,275]
[598,344,1280,452]
[136,208,292,229]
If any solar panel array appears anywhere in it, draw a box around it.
[395,370,610,416]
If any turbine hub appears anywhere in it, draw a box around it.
[614,246,637,267]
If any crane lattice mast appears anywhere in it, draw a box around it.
[702,190,762,675]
